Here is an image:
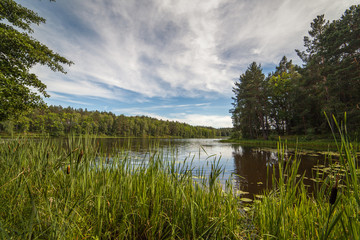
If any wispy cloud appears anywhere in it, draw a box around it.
[113,109,232,128]
[170,113,233,128]
[22,0,358,127]
[47,92,90,105]
[215,0,357,67]
[29,0,357,100]
[111,102,210,117]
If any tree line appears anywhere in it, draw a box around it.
[0,1,232,138]
[0,105,231,138]
[231,5,360,139]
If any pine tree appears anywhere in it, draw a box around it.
[231,62,268,139]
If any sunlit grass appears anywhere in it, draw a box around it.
[0,136,244,239]
[250,115,360,239]
[1,115,359,239]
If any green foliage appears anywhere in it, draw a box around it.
[1,118,359,238]
[231,5,360,138]
[295,5,360,135]
[231,62,269,139]
[250,128,360,239]
[0,0,73,121]
[320,6,360,132]
[0,136,243,238]
[0,105,220,138]
[268,56,301,135]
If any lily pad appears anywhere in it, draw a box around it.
[254,194,265,199]
[240,198,253,203]
[236,190,249,195]
[243,207,251,212]
[309,178,322,182]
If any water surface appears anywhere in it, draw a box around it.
[95,138,332,198]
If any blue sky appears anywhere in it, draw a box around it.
[21,0,358,128]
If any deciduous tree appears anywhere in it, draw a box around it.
[0,0,72,121]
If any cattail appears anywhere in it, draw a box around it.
[46,152,50,160]
[77,150,84,165]
[329,175,339,205]
[72,147,79,153]
[67,165,71,174]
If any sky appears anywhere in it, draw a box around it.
[20,0,358,128]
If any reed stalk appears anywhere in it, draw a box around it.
[0,136,243,239]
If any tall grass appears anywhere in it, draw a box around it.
[1,116,359,239]
[251,115,360,239]
[0,136,244,239]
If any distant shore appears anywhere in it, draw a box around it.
[220,136,349,151]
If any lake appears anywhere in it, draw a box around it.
[95,137,333,199]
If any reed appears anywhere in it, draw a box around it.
[1,118,359,239]
[250,115,360,239]
[0,136,244,239]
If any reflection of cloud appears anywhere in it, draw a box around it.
[28,0,358,100]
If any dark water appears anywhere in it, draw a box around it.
[96,138,331,198]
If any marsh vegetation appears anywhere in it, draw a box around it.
[1,122,359,239]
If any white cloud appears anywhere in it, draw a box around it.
[22,0,359,127]
[215,0,359,67]
[46,92,90,105]
[29,0,358,100]
[112,106,232,128]
[28,0,355,98]
[171,113,233,128]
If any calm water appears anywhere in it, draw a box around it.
[97,138,331,198]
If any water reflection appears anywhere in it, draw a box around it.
[231,145,336,198]
[232,146,279,197]
[89,138,330,197]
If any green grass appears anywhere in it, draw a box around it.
[0,136,244,239]
[249,116,360,239]
[1,116,359,239]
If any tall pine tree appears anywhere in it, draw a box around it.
[231,62,268,139]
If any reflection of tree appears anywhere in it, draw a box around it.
[232,146,279,196]
[232,145,329,197]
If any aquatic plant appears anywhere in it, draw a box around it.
[250,115,360,239]
[0,136,244,239]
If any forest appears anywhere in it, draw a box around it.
[231,5,360,139]
[0,105,231,138]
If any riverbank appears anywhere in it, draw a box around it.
[0,132,224,140]
[1,135,359,239]
[221,136,349,151]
